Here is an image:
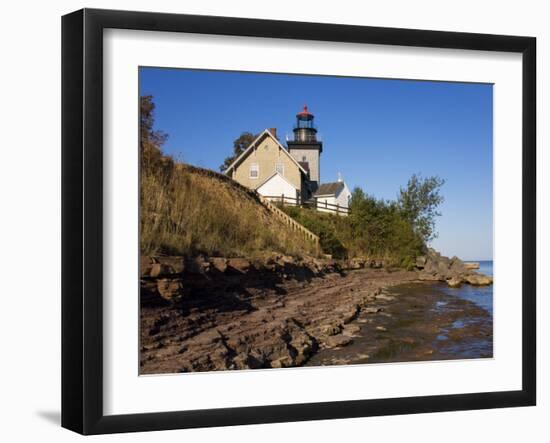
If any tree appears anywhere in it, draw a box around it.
[397,174,445,243]
[140,95,167,149]
[140,95,168,175]
[219,132,257,172]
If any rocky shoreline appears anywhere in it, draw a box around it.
[414,248,493,287]
[140,251,492,374]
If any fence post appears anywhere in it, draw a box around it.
[336,203,339,214]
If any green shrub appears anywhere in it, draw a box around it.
[282,190,425,266]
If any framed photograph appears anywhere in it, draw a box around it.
[62,8,536,435]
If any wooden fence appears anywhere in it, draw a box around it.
[257,195,320,249]
[261,194,350,216]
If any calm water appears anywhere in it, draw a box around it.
[434,260,493,358]
[305,261,494,366]
[440,260,493,316]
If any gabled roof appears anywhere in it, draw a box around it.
[256,171,299,191]
[223,129,308,176]
[314,182,345,197]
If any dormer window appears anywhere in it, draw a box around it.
[249,163,259,179]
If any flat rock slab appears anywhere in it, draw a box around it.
[140,268,419,374]
[325,335,353,348]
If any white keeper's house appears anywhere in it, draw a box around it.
[224,106,351,215]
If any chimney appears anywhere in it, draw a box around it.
[269,127,278,139]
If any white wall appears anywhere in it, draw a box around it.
[257,173,298,202]
[0,1,546,442]
[335,183,352,209]
[316,183,351,215]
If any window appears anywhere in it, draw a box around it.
[275,162,284,175]
[249,163,259,179]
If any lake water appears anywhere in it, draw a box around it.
[305,261,494,366]
[432,260,493,358]
[440,260,493,316]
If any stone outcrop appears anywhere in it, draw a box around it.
[140,247,492,373]
[415,248,492,288]
[340,258,385,270]
[140,254,342,306]
[140,259,420,374]
[463,273,493,286]
[447,277,462,288]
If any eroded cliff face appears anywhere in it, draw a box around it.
[140,254,342,306]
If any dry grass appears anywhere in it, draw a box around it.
[140,156,317,258]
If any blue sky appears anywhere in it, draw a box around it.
[139,67,493,261]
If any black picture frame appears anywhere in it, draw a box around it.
[62,8,536,435]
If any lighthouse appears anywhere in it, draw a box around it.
[287,105,323,192]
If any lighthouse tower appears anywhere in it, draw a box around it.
[287,105,323,192]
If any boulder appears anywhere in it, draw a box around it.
[140,256,155,277]
[439,254,451,266]
[417,273,440,281]
[210,257,228,273]
[339,304,360,324]
[156,256,185,274]
[276,255,295,265]
[344,258,365,270]
[436,260,450,274]
[413,250,493,287]
[287,328,315,365]
[156,278,183,301]
[447,277,462,288]
[320,323,342,336]
[227,258,251,274]
[140,258,179,278]
[310,258,325,272]
[270,356,294,369]
[449,256,466,272]
[206,341,233,370]
[415,255,427,269]
[463,273,493,286]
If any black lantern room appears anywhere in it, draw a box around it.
[287,105,323,191]
[292,105,320,145]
